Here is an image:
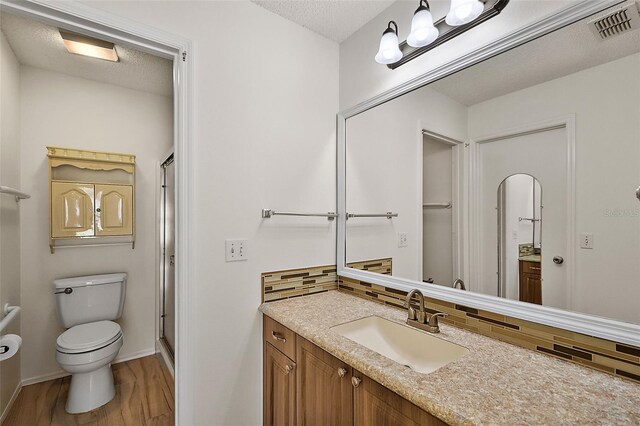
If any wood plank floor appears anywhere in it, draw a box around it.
[3,355,174,426]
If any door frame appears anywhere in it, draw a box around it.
[0,0,195,422]
[469,115,576,310]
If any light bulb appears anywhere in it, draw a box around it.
[446,0,484,26]
[407,1,439,48]
[375,21,403,65]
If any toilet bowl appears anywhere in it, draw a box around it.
[55,320,124,413]
[53,273,127,414]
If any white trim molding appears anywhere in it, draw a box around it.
[0,381,22,424]
[0,1,195,423]
[336,0,640,348]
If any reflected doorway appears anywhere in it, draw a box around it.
[498,174,542,304]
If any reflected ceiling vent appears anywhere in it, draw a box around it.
[588,1,640,40]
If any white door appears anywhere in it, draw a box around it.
[477,126,568,309]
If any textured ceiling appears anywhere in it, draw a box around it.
[0,12,173,97]
[251,0,396,42]
[430,8,640,106]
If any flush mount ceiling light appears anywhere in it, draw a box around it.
[375,21,403,65]
[446,0,484,26]
[59,30,119,62]
[408,0,439,48]
[376,0,510,69]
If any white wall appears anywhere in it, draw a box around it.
[346,85,467,281]
[83,1,339,424]
[469,52,640,323]
[19,66,173,382]
[339,0,576,110]
[0,29,21,419]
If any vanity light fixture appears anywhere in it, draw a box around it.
[59,30,119,62]
[446,0,485,26]
[377,0,510,69]
[374,21,403,65]
[408,0,439,48]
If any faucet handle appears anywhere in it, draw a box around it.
[427,312,448,327]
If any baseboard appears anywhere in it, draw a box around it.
[21,370,69,386]
[114,347,156,364]
[0,381,22,423]
[21,347,157,387]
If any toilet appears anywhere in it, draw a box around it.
[53,273,127,414]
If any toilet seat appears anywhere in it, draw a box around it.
[57,321,122,354]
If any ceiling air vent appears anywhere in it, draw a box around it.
[588,1,640,40]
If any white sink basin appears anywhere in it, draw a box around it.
[331,316,469,374]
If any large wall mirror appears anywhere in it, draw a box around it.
[338,0,640,345]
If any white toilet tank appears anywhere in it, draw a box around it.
[54,273,127,328]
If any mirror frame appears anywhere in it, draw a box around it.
[337,0,640,347]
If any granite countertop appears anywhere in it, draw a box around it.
[519,254,542,262]
[259,291,640,425]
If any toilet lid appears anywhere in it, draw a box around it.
[57,321,122,353]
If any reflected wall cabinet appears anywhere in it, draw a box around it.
[48,146,135,253]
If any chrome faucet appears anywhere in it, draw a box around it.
[405,289,426,323]
[452,278,466,291]
[404,289,448,333]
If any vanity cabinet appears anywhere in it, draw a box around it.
[265,342,297,426]
[352,373,446,426]
[263,315,448,426]
[297,337,353,425]
[519,260,542,305]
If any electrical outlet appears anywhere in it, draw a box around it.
[225,239,248,261]
[580,233,593,249]
[398,232,408,248]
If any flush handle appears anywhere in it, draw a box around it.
[54,288,73,295]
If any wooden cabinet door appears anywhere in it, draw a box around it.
[353,372,447,426]
[296,337,353,426]
[95,184,133,236]
[264,343,296,426]
[520,273,542,305]
[51,182,95,238]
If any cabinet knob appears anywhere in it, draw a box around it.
[337,367,347,378]
[351,377,361,388]
[284,365,294,374]
[96,208,101,212]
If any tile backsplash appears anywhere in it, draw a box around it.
[338,275,640,384]
[261,261,640,384]
[261,258,391,303]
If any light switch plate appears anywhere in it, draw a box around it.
[580,233,593,249]
[225,239,248,261]
[398,232,408,248]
